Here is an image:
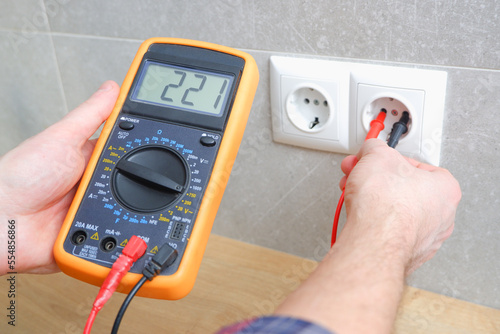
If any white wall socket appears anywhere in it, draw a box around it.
[270,56,448,165]
[270,56,351,153]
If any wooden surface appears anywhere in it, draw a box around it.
[0,234,499,333]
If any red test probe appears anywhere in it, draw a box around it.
[331,109,387,247]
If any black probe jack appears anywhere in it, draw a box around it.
[387,111,410,148]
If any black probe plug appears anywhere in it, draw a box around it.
[142,243,178,280]
[387,111,410,148]
[111,244,178,334]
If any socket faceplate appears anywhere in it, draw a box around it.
[357,84,424,156]
[270,56,447,165]
[270,56,350,153]
[350,64,447,165]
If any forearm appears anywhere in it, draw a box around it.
[275,216,408,334]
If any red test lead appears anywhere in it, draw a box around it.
[331,109,387,247]
[83,235,147,334]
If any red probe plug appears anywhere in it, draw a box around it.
[331,109,387,247]
[366,108,387,140]
[83,235,147,334]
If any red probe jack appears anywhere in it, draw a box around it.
[331,109,387,247]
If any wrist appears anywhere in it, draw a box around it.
[341,206,417,267]
[330,217,408,284]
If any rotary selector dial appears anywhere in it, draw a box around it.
[111,145,189,213]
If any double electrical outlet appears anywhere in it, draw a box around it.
[270,56,447,165]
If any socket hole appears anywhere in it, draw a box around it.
[323,101,328,107]
[304,98,310,104]
[100,236,117,252]
[362,97,412,140]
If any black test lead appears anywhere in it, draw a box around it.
[387,111,410,148]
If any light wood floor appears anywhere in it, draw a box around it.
[1,234,498,333]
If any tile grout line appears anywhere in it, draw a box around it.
[49,31,143,43]
[40,0,69,115]
[0,25,497,74]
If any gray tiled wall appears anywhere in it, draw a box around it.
[1,0,499,312]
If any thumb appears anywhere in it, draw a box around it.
[55,81,120,146]
[356,138,390,161]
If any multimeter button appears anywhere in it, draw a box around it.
[200,136,216,147]
[119,121,135,130]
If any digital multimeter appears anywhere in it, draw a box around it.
[53,38,259,300]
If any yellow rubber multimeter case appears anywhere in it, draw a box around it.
[53,38,259,300]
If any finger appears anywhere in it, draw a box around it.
[340,155,358,175]
[404,156,439,172]
[339,175,347,190]
[356,138,389,161]
[404,156,461,203]
[81,138,99,165]
[360,139,438,174]
[54,81,120,147]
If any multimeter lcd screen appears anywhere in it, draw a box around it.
[131,61,234,116]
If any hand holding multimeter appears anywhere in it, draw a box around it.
[53,38,259,300]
